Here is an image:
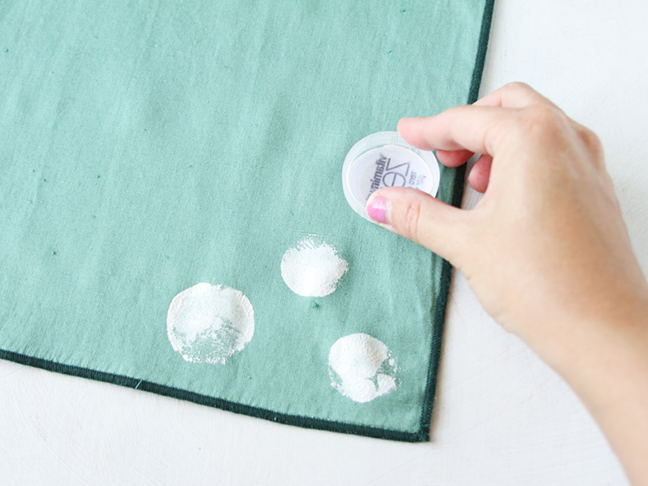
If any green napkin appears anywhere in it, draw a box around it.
[0,0,493,441]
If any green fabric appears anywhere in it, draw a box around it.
[0,0,493,441]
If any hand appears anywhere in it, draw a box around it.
[367,82,646,349]
[366,82,648,486]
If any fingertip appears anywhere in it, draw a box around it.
[399,119,474,167]
[366,192,389,225]
[436,149,474,168]
[396,117,411,131]
[397,116,416,141]
[468,174,487,194]
[467,154,492,193]
[397,116,434,150]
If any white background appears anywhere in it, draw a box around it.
[2,1,647,484]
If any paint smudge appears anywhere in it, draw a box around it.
[281,237,348,297]
[167,283,254,364]
[328,333,398,403]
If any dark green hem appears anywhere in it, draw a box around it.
[417,0,495,440]
[0,348,422,442]
[469,0,495,105]
[0,0,494,443]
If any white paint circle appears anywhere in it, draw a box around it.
[328,333,398,403]
[167,283,254,365]
[281,237,349,297]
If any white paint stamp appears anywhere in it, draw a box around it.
[167,283,254,364]
[281,236,349,297]
[328,333,398,403]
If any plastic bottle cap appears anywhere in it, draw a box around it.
[342,131,441,220]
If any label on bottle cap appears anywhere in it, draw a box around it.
[342,132,441,220]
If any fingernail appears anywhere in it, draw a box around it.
[366,195,389,224]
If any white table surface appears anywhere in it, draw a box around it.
[2,1,647,484]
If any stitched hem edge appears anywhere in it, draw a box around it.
[0,348,421,442]
[417,0,495,442]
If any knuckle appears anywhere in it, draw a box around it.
[517,104,567,140]
[524,104,562,125]
[581,128,606,171]
[401,199,423,244]
[581,127,604,155]
[505,81,532,94]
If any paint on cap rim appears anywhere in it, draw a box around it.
[342,131,441,220]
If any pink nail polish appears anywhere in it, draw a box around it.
[367,196,387,224]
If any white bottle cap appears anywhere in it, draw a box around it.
[342,132,441,220]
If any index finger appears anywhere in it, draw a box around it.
[397,105,518,157]
[398,82,562,157]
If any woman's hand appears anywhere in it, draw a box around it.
[367,82,648,486]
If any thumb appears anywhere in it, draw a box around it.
[366,187,468,262]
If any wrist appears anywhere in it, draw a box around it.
[520,301,648,486]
